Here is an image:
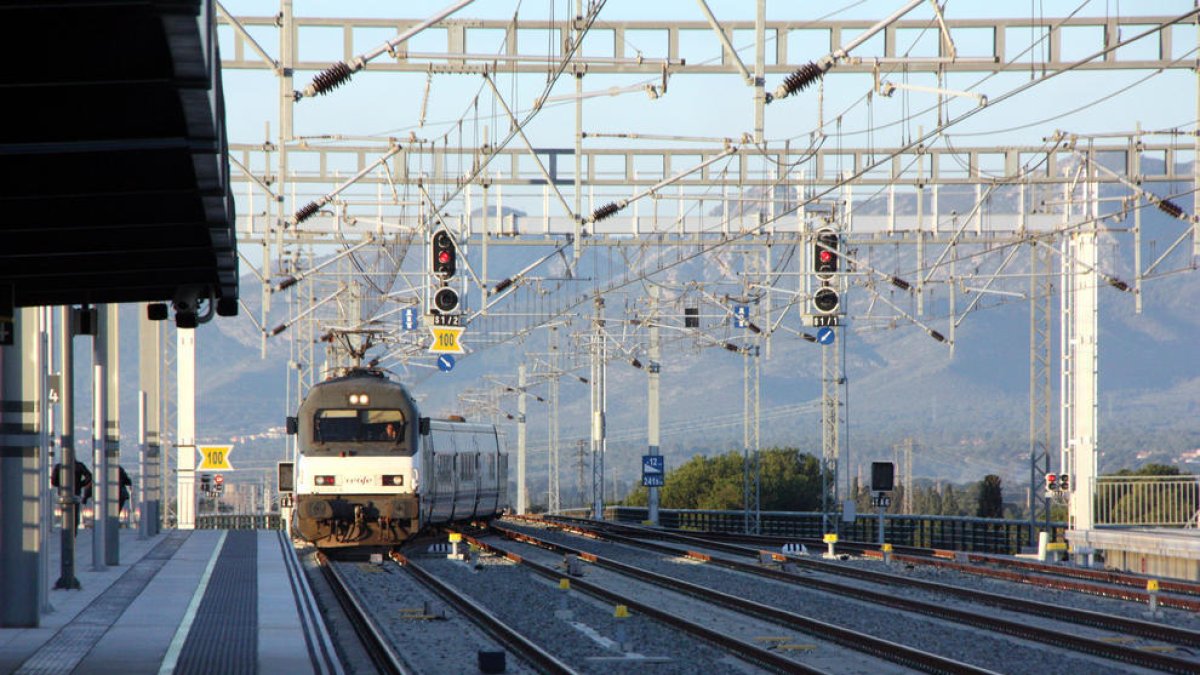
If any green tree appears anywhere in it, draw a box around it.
[623,448,822,510]
[976,474,1004,518]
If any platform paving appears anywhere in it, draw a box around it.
[0,526,339,674]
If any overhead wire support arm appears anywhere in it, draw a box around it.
[297,0,478,99]
[694,0,754,85]
[480,73,580,223]
[589,146,738,223]
[270,235,377,293]
[1031,237,1133,293]
[1069,143,1193,222]
[291,145,402,225]
[216,1,280,71]
[771,0,925,102]
[267,287,342,337]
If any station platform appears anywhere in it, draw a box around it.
[0,528,342,674]
[1067,527,1200,581]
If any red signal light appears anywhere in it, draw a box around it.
[819,251,833,263]
[438,251,451,264]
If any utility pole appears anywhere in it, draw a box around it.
[1029,244,1054,544]
[590,296,606,520]
[647,287,661,526]
[547,326,561,513]
[516,363,527,514]
[821,329,841,535]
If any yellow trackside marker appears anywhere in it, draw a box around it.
[429,325,465,354]
[882,543,893,552]
[1139,646,1177,653]
[823,533,838,544]
[448,532,462,543]
[1147,579,1160,592]
[1046,542,1067,551]
[1098,637,1136,644]
[614,605,630,618]
[776,644,817,652]
[559,578,570,590]
[197,445,234,470]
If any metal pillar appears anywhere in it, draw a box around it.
[547,326,560,514]
[1029,245,1054,543]
[54,306,80,590]
[102,304,119,564]
[590,296,606,520]
[647,288,661,526]
[821,328,841,534]
[91,307,109,571]
[176,328,197,530]
[0,307,44,626]
[742,328,751,533]
[139,308,161,537]
[516,363,527,514]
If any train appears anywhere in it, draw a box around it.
[286,367,508,548]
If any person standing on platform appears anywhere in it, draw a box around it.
[118,465,132,524]
[51,460,93,533]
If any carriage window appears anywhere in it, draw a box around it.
[314,409,406,443]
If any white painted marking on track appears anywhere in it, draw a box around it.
[158,531,227,674]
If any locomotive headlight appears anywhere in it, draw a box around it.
[381,475,404,486]
[314,475,336,486]
[348,393,370,405]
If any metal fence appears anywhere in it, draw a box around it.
[196,514,284,530]
[1094,476,1200,527]
[606,507,1066,555]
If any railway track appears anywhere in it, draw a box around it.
[316,552,411,675]
[388,551,577,675]
[502,518,1200,674]
[536,517,1200,649]
[545,515,1200,612]
[466,527,997,674]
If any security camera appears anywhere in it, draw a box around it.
[172,285,215,328]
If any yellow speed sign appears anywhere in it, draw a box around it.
[429,325,465,354]
[198,445,234,470]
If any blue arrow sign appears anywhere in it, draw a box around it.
[436,354,456,372]
[817,326,835,345]
[402,307,419,331]
[733,304,750,327]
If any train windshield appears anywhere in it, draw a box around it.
[313,409,407,446]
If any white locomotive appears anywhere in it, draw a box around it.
[287,368,508,547]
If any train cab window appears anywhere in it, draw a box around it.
[313,409,408,453]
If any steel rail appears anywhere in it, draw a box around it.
[611,521,1200,611]
[525,518,1200,673]
[317,554,412,675]
[388,551,578,675]
[481,526,994,675]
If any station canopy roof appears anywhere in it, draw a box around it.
[0,0,238,314]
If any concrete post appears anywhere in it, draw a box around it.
[138,309,161,537]
[91,306,108,571]
[103,304,120,564]
[176,328,196,529]
[1,307,44,626]
[54,305,80,590]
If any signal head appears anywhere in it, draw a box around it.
[814,228,839,279]
[813,287,840,314]
[433,286,460,314]
[431,230,456,278]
